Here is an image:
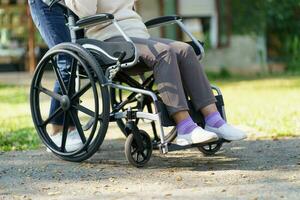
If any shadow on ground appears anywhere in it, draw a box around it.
[0,137,299,199]
[90,137,300,171]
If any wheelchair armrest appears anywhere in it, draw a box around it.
[145,15,205,60]
[76,13,115,28]
[145,15,182,29]
[186,41,205,56]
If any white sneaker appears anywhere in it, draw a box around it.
[176,127,219,146]
[205,123,247,141]
[47,129,84,152]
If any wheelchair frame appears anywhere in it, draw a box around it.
[30,2,228,167]
[70,10,226,152]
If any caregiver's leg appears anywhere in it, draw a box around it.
[29,0,73,135]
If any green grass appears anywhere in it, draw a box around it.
[0,85,40,151]
[0,74,299,151]
[212,75,300,138]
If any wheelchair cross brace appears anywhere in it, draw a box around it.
[107,82,169,153]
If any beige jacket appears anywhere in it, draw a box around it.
[64,0,150,41]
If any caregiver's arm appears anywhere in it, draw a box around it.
[64,0,98,18]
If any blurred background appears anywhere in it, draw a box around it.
[1,0,300,73]
[0,0,299,151]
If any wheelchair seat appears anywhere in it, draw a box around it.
[77,38,136,68]
[77,38,154,75]
[77,38,203,76]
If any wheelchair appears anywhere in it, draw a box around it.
[30,1,229,167]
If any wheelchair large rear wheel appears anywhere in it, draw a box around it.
[30,43,110,162]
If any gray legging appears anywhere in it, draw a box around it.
[106,36,216,116]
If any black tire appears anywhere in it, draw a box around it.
[197,142,223,156]
[30,43,110,162]
[125,130,152,167]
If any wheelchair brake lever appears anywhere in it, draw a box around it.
[116,51,126,66]
[106,52,127,80]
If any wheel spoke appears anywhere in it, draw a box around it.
[61,112,70,152]
[74,104,103,122]
[131,148,138,156]
[51,58,67,95]
[40,107,64,127]
[141,151,147,159]
[71,82,92,100]
[38,86,62,101]
[69,109,87,143]
[73,104,95,118]
[67,59,78,95]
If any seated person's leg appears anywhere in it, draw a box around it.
[105,36,218,145]
[151,37,247,141]
[29,0,82,150]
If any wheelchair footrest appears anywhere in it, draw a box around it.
[167,139,229,152]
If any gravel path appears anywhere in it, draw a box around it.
[0,126,300,200]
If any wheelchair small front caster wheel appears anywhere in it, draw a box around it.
[125,130,152,167]
[198,142,223,156]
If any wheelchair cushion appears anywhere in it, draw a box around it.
[77,38,135,68]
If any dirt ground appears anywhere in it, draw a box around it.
[0,123,300,200]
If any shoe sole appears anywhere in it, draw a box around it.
[176,135,219,146]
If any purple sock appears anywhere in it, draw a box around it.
[205,111,226,128]
[176,116,198,135]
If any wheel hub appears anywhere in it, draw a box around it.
[60,95,71,111]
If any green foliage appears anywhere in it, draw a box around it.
[285,36,300,71]
[232,0,300,35]
[232,0,300,71]
[231,0,267,35]
[266,0,300,35]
